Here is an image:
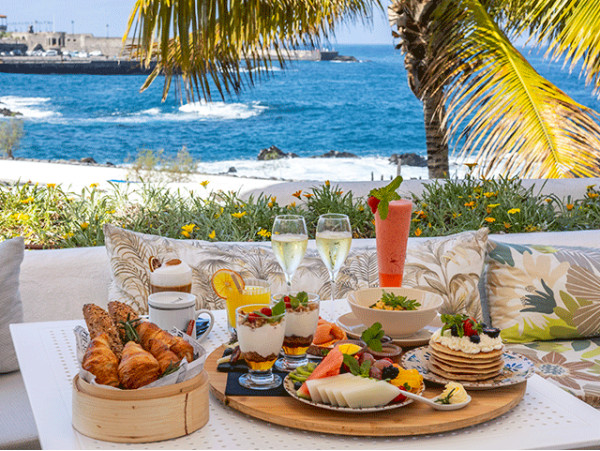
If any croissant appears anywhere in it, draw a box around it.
[82,333,120,387]
[82,304,123,359]
[148,338,181,373]
[118,342,161,389]
[170,336,195,363]
[107,301,139,342]
[136,321,176,350]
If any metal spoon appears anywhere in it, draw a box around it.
[400,390,472,411]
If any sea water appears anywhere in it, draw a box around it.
[1,44,599,181]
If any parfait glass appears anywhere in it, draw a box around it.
[236,303,286,390]
[273,292,320,372]
[315,213,352,320]
[271,215,308,292]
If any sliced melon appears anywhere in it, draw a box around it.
[306,374,349,403]
[329,376,367,407]
[297,347,343,399]
[343,380,401,409]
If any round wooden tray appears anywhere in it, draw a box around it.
[206,346,527,436]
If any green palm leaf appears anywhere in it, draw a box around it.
[125,0,380,101]
[425,0,600,178]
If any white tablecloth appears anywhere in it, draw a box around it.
[11,300,600,449]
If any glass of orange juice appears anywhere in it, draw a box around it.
[211,270,271,339]
[225,279,270,336]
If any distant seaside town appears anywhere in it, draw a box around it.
[0,16,354,76]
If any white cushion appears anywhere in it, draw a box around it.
[20,246,110,322]
[0,237,24,373]
[0,371,39,449]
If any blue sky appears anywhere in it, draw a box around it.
[3,0,394,45]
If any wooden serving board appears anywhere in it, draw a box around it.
[206,346,527,436]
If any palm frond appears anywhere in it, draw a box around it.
[507,0,600,95]
[424,0,600,178]
[125,0,381,101]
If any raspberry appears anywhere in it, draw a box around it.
[260,307,272,316]
[283,296,291,308]
[247,312,259,323]
[392,385,407,403]
[367,196,380,214]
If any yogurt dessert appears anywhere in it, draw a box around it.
[274,292,320,371]
[236,303,286,372]
[149,258,193,294]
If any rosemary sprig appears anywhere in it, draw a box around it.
[119,315,142,343]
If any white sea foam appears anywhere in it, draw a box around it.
[178,101,267,120]
[0,95,61,119]
[195,156,468,182]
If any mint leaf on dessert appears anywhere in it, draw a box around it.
[368,176,403,220]
[271,300,285,317]
[296,291,308,305]
[361,322,385,352]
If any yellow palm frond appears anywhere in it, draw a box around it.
[125,0,380,101]
[510,0,600,95]
[425,0,600,178]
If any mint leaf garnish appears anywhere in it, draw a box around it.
[343,353,360,375]
[368,176,403,220]
[271,300,285,317]
[361,322,385,352]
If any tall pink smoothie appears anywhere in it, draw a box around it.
[375,199,412,287]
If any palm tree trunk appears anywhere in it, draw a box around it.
[423,91,448,178]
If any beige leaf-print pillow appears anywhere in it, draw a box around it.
[402,228,489,319]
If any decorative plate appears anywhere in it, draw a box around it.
[336,312,433,346]
[401,346,534,390]
[283,374,422,413]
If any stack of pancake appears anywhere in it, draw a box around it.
[428,340,504,381]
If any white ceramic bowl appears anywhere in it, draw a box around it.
[346,287,443,338]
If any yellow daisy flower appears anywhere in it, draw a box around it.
[415,228,422,237]
[232,211,247,218]
[200,180,209,187]
[208,230,216,239]
[507,208,520,214]
[484,217,496,223]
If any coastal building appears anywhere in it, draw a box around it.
[9,31,133,57]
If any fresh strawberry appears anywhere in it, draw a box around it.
[260,307,272,316]
[367,196,380,214]
[392,386,407,403]
[247,312,260,322]
[283,295,291,308]
[463,317,478,337]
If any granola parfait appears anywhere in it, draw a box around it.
[274,292,320,371]
[236,302,286,390]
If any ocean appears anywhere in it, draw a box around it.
[1,44,599,181]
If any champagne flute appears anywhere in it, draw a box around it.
[271,215,308,291]
[316,213,352,320]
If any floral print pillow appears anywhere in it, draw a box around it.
[486,241,600,343]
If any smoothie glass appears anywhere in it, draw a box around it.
[375,199,412,287]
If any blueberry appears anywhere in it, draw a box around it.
[450,325,459,337]
[483,327,500,338]
[469,334,480,344]
[382,365,400,380]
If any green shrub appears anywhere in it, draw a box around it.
[1,175,600,249]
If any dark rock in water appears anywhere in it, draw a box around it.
[0,107,22,117]
[332,55,358,62]
[105,161,115,166]
[228,167,237,173]
[257,145,298,160]
[316,150,358,158]
[80,157,97,164]
[389,152,427,167]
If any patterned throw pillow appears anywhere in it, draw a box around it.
[402,228,489,319]
[104,224,488,318]
[485,241,600,343]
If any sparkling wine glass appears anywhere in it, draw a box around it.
[271,215,308,292]
[316,213,352,319]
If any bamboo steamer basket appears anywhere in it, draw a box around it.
[72,370,209,443]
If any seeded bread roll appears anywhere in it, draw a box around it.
[82,304,123,359]
[107,301,139,342]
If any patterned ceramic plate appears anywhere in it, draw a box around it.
[283,374,422,413]
[402,346,534,390]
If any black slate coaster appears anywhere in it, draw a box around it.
[224,371,289,396]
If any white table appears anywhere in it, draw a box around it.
[11,301,600,450]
